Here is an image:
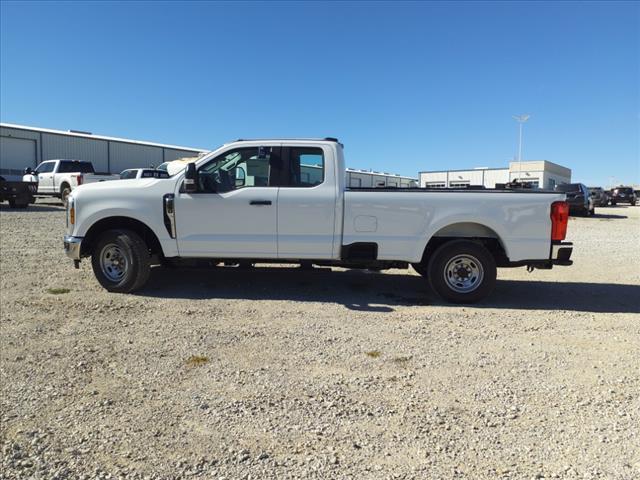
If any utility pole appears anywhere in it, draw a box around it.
[512,114,530,183]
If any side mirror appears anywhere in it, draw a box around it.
[24,167,34,175]
[184,163,198,193]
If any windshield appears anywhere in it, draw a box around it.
[614,188,633,194]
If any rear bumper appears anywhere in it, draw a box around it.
[64,236,83,260]
[502,242,573,269]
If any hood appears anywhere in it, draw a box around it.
[72,177,172,196]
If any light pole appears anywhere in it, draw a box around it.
[512,114,530,183]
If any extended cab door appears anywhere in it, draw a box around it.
[174,146,281,258]
[276,144,338,259]
[34,161,57,193]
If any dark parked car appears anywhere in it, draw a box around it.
[588,187,609,207]
[609,186,637,206]
[0,176,38,208]
[555,183,594,216]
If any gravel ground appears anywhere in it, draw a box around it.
[1,200,639,480]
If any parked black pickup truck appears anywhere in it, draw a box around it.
[555,183,594,216]
[0,176,38,208]
[609,186,637,206]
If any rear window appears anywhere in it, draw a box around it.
[614,188,633,194]
[555,184,581,193]
[59,161,95,173]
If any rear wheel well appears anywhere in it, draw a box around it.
[81,217,163,259]
[420,223,509,266]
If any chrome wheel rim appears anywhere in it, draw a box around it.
[99,243,128,282]
[443,254,484,293]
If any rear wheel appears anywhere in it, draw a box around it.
[91,229,151,293]
[427,240,496,304]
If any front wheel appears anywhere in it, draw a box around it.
[91,229,151,293]
[427,240,496,304]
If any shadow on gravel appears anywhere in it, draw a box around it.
[141,267,640,314]
[591,213,628,219]
[0,204,64,212]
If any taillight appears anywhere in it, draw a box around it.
[550,201,569,241]
[76,174,83,185]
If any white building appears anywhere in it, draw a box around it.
[346,169,418,188]
[299,164,417,188]
[1,123,419,188]
[0,123,207,177]
[419,160,571,190]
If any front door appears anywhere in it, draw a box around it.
[174,146,281,258]
[35,161,56,193]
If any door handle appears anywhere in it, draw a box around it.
[249,200,272,206]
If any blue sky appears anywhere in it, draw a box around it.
[1,1,638,185]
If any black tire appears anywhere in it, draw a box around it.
[427,240,496,304]
[60,185,71,206]
[611,201,617,206]
[91,229,151,293]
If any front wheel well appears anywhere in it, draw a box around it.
[81,217,164,259]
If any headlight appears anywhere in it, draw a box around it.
[67,196,75,228]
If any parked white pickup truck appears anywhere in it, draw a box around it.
[64,138,573,303]
[24,159,119,205]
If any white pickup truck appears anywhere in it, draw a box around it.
[24,159,119,205]
[64,138,573,303]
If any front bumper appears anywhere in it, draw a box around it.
[64,236,83,260]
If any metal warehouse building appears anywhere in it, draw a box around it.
[420,160,572,190]
[0,123,207,177]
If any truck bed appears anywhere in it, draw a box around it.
[342,188,564,263]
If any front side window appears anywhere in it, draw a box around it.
[288,147,324,187]
[35,162,54,173]
[197,147,274,193]
[120,170,135,179]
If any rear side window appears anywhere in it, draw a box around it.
[59,161,94,173]
[288,147,324,187]
[120,170,136,179]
